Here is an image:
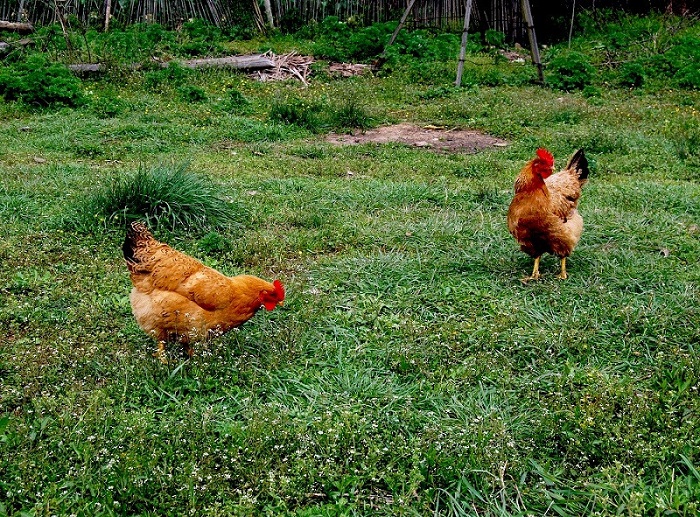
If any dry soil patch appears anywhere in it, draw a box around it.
[326,123,507,153]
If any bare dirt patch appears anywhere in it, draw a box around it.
[326,123,507,153]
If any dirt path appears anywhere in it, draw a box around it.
[326,123,507,153]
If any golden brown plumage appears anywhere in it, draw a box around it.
[123,221,285,359]
[507,148,589,281]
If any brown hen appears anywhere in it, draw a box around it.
[123,221,285,359]
[507,148,589,281]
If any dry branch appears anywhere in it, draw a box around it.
[250,51,314,85]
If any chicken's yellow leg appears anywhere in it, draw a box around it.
[522,256,541,282]
[153,341,168,363]
[557,257,568,280]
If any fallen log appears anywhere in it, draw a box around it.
[0,21,34,33]
[68,54,275,76]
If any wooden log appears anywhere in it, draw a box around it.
[0,20,34,33]
[68,54,276,75]
[175,55,275,70]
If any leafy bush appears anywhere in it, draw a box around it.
[181,18,221,42]
[484,29,506,48]
[546,51,595,91]
[675,64,700,90]
[572,14,700,91]
[73,163,237,231]
[618,62,646,88]
[178,20,225,57]
[0,55,84,107]
[310,18,458,63]
[99,23,176,63]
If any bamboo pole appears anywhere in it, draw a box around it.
[386,0,417,48]
[521,0,544,83]
[263,0,274,28]
[568,0,576,47]
[455,0,473,87]
[104,0,111,31]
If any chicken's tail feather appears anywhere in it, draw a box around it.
[123,220,153,264]
[566,149,589,182]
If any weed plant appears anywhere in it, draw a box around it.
[71,162,238,231]
[0,54,84,107]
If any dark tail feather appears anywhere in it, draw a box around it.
[122,221,152,264]
[566,149,589,181]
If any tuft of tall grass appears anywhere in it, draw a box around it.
[269,96,322,133]
[328,98,375,132]
[71,162,238,232]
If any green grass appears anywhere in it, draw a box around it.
[1,15,700,517]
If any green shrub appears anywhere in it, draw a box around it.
[99,23,176,63]
[181,18,221,42]
[178,20,225,58]
[675,65,700,90]
[484,29,506,48]
[0,55,84,107]
[618,62,646,88]
[73,162,237,231]
[546,51,595,91]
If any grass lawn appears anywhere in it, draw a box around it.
[1,18,699,516]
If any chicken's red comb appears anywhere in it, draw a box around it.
[273,279,285,300]
[536,148,554,167]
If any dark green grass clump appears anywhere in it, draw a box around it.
[74,162,238,232]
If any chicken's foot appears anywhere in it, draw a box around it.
[556,257,568,280]
[521,256,541,283]
[153,342,169,364]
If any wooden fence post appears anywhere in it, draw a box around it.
[386,0,417,48]
[521,0,544,83]
[455,0,473,87]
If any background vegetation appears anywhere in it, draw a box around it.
[1,10,699,516]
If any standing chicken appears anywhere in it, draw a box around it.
[123,221,285,359]
[507,148,589,281]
